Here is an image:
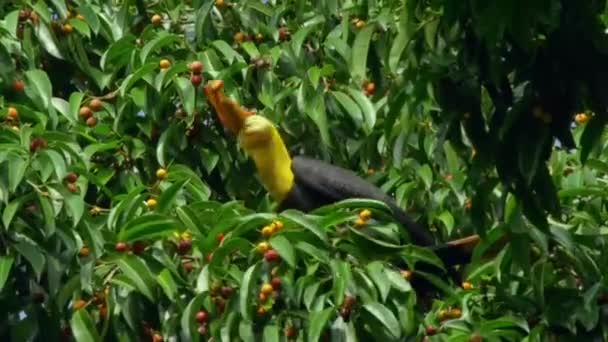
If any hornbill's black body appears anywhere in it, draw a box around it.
[279,156,477,269]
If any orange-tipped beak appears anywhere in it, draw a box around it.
[204,80,254,135]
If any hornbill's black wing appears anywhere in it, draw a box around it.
[278,156,482,269]
[284,156,434,246]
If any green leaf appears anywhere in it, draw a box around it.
[279,210,328,244]
[25,69,53,110]
[209,237,252,273]
[70,309,102,342]
[389,7,411,73]
[297,84,330,145]
[330,260,351,307]
[308,307,334,342]
[0,256,14,291]
[35,24,64,59]
[117,255,157,301]
[118,214,178,242]
[156,179,189,214]
[558,187,605,199]
[3,195,31,229]
[156,123,178,168]
[52,97,75,123]
[175,78,196,117]
[40,149,67,180]
[362,302,402,339]
[292,22,324,58]
[262,325,280,342]
[311,198,392,215]
[8,155,28,192]
[101,35,136,70]
[37,194,56,237]
[119,62,157,96]
[332,91,363,126]
[417,164,433,189]
[246,1,273,16]
[269,235,296,268]
[415,270,456,297]
[49,0,69,18]
[211,40,245,64]
[176,206,201,234]
[294,241,330,264]
[63,191,84,227]
[401,245,445,272]
[140,32,180,63]
[78,5,100,34]
[195,265,210,294]
[580,114,607,163]
[349,226,405,254]
[68,18,91,37]
[366,261,391,302]
[240,262,263,321]
[157,269,178,301]
[107,186,146,230]
[443,141,461,173]
[241,41,260,59]
[180,292,207,342]
[14,237,46,279]
[351,25,375,81]
[437,211,455,234]
[386,268,412,293]
[346,88,377,133]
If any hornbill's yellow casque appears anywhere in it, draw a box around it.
[204,80,488,273]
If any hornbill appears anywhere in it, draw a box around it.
[203,80,499,280]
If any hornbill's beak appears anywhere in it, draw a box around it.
[204,80,254,135]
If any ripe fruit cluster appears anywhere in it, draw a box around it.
[156,167,168,180]
[233,32,264,44]
[51,10,85,35]
[362,80,376,97]
[261,220,283,238]
[352,18,366,29]
[437,307,462,321]
[426,325,438,336]
[195,309,210,336]
[159,59,171,70]
[12,79,25,93]
[114,240,147,255]
[89,206,102,216]
[189,61,204,87]
[115,241,129,253]
[462,281,474,290]
[279,27,291,42]
[151,14,162,26]
[78,246,90,258]
[257,220,284,262]
[6,106,19,124]
[79,98,103,127]
[29,137,48,153]
[574,112,590,125]
[177,238,192,255]
[209,280,234,315]
[146,198,157,210]
[354,209,372,228]
[401,269,412,281]
[284,325,298,339]
[65,171,79,193]
[257,277,282,316]
[340,295,357,321]
[18,9,40,24]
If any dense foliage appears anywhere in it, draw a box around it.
[1,0,608,341]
